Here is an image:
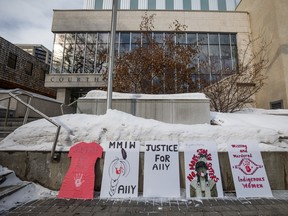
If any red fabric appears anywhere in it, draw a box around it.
[58,142,103,199]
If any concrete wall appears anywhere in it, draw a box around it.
[237,0,288,109]
[0,92,63,118]
[52,10,250,33]
[0,151,287,191]
[77,98,211,124]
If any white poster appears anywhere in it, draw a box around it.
[227,142,273,198]
[143,141,180,198]
[184,142,224,198]
[100,141,140,198]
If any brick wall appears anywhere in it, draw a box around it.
[0,37,56,98]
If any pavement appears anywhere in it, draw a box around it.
[3,193,288,216]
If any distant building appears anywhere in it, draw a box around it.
[16,44,52,65]
[0,37,56,98]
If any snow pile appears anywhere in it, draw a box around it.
[0,108,287,152]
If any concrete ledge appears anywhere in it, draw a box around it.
[0,151,287,191]
[77,98,210,124]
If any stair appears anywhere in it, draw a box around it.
[0,169,31,200]
[0,117,40,142]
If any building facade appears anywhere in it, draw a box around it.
[0,37,56,98]
[16,44,52,65]
[47,0,288,109]
[237,0,288,109]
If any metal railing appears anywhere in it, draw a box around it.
[0,89,61,160]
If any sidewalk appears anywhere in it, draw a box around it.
[4,192,288,216]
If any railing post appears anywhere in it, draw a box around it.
[23,95,33,125]
[51,125,61,160]
[4,97,11,128]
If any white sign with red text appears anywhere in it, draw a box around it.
[227,142,272,197]
[184,142,223,198]
[143,141,180,198]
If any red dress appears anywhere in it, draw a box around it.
[58,142,103,199]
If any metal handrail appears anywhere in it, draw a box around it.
[60,99,78,115]
[1,89,61,160]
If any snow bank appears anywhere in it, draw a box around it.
[0,109,287,152]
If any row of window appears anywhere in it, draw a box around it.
[85,0,240,11]
[7,52,46,79]
[51,32,237,82]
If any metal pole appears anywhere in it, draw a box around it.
[107,0,118,110]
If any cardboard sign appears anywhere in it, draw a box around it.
[184,142,224,198]
[143,141,180,197]
[227,142,272,198]
[100,141,140,198]
[58,142,103,199]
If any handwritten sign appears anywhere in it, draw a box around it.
[58,142,103,199]
[227,142,272,197]
[184,142,223,198]
[100,141,140,198]
[143,141,180,197]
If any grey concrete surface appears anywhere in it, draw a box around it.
[4,194,288,216]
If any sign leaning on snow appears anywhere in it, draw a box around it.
[100,141,140,198]
[58,142,103,199]
[143,141,180,197]
[184,142,224,198]
[227,142,273,198]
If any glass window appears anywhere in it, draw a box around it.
[154,33,164,43]
[221,45,232,71]
[84,34,97,73]
[176,33,186,44]
[183,0,192,10]
[25,61,33,75]
[95,0,103,9]
[220,34,230,45]
[52,34,65,73]
[63,33,75,73]
[198,33,208,45]
[187,33,197,44]
[73,33,86,73]
[218,0,227,10]
[119,32,131,53]
[200,0,209,10]
[148,0,156,9]
[7,52,17,69]
[209,33,219,45]
[130,0,138,9]
[166,0,174,10]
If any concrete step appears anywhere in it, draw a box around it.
[0,182,31,199]
[0,171,31,200]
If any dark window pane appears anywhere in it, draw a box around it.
[218,0,227,11]
[230,34,237,45]
[95,0,103,9]
[166,0,174,10]
[183,0,192,10]
[25,61,33,75]
[120,32,130,43]
[176,33,186,44]
[209,34,219,45]
[200,0,209,10]
[187,33,197,44]
[154,33,163,43]
[198,33,208,45]
[148,0,156,9]
[7,52,17,69]
[220,34,230,45]
[130,0,138,9]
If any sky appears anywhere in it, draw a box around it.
[0,0,83,50]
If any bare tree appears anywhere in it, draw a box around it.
[111,13,199,94]
[202,34,271,113]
